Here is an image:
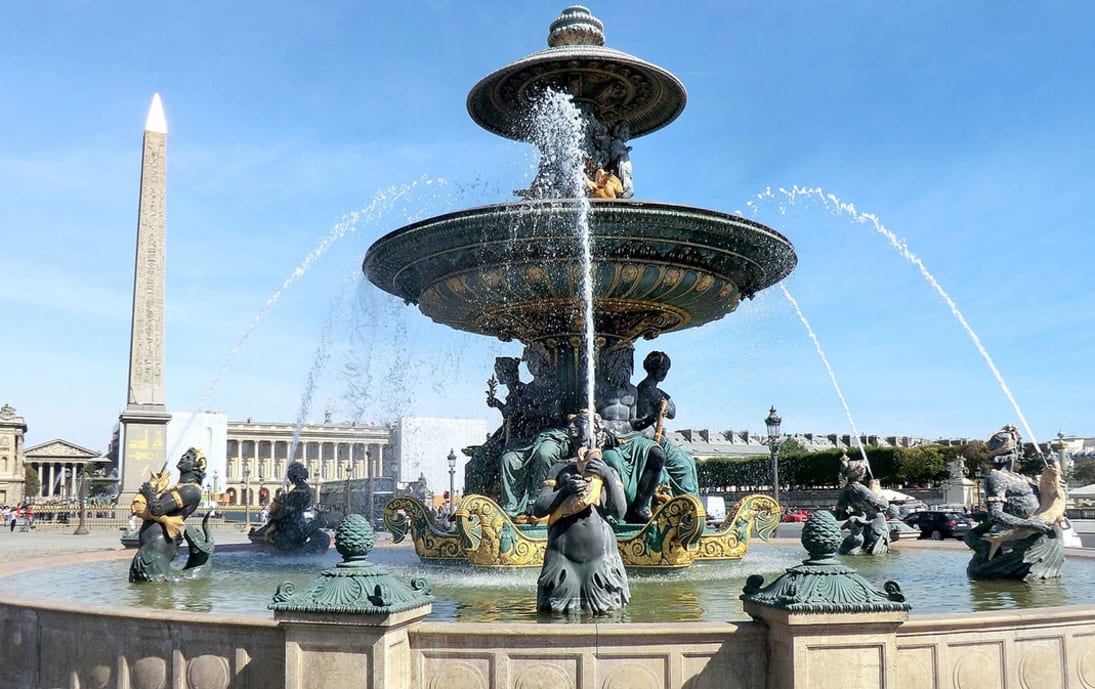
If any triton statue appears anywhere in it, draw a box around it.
[534,411,630,614]
[965,425,1066,579]
[128,447,214,583]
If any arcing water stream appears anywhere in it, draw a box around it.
[747,185,1042,453]
[780,283,870,465]
[166,178,437,464]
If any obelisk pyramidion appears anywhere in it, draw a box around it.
[119,93,172,501]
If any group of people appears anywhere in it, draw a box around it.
[2,504,32,532]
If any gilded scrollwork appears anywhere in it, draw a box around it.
[697,494,781,560]
[382,496,465,561]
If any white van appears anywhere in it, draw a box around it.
[701,495,727,526]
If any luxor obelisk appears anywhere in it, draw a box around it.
[119,93,172,501]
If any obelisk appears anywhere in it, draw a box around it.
[119,93,172,501]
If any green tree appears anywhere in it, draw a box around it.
[1072,460,1095,486]
[24,465,40,499]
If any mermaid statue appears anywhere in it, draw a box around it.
[128,447,214,583]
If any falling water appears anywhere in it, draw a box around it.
[165,178,437,462]
[747,186,1041,452]
[526,90,596,436]
[286,271,360,470]
[780,284,870,465]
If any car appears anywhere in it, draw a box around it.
[781,509,810,522]
[903,510,971,540]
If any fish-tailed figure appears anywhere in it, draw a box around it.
[129,447,214,583]
[534,411,630,615]
[965,425,1065,580]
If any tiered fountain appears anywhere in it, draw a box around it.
[365,6,795,568]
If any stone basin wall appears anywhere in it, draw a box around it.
[2,549,1095,689]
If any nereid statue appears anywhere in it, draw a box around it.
[128,447,214,583]
[965,425,1066,580]
[250,461,331,552]
[836,452,893,555]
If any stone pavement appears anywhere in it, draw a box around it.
[0,524,254,561]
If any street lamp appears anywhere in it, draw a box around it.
[74,468,89,536]
[242,459,251,531]
[447,449,457,515]
[343,461,353,519]
[974,466,984,511]
[764,406,783,505]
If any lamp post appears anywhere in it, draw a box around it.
[343,461,352,519]
[212,471,219,508]
[974,466,984,511]
[764,406,783,505]
[74,468,89,535]
[242,459,251,531]
[447,449,457,516]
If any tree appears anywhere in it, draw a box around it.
[1072,460,1095,486]
[23,465,40,500]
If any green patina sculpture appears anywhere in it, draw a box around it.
[128,447,215,583]
[533,411,630,615]
[964,425,1065,580]
[249,461,330,553]
[270,514,432,615]
[741,510,910,614]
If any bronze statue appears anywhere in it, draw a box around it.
[835,452,892,555]
[534,411,630,614]
[598,346,697,523]
[128,447,214,583]
[250,461,330,552]
[965,425,1065,579]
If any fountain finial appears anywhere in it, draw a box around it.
[548,6,605,48]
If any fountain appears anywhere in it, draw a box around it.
[365,4,792,569]
[3,7,1095,689]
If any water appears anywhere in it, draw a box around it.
[166,178,439,463]
[747,186,1042,453]
[526,89,597,423]
[3,544,1090,621]
[780,283,870,466]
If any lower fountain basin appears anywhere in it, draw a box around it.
[2,543,1091,622]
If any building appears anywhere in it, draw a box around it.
[0,404,27,504]
[393,416,489,500]
[23,439,102,501]
[222,416,395,507]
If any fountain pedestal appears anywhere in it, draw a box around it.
[271,515,432,689]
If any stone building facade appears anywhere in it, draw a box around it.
[0,404,27,505]
[222,418,395,507]
[23,439,101,500]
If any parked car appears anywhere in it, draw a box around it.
[781,509,810,523]
[902,510,971,540]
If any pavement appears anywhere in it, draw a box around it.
[0,524,255,561]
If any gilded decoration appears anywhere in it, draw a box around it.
[697,494,781,560]
[382,495,465,561]
[616,494,705,568]
[458,494,547,568]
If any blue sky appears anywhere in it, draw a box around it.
[2,2,1092,453]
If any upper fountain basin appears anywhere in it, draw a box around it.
[363,199,796,344]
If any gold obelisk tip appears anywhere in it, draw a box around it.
[145,93,167,134]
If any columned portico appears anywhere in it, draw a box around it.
[23,440,101,501]
[223,419,394,508]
